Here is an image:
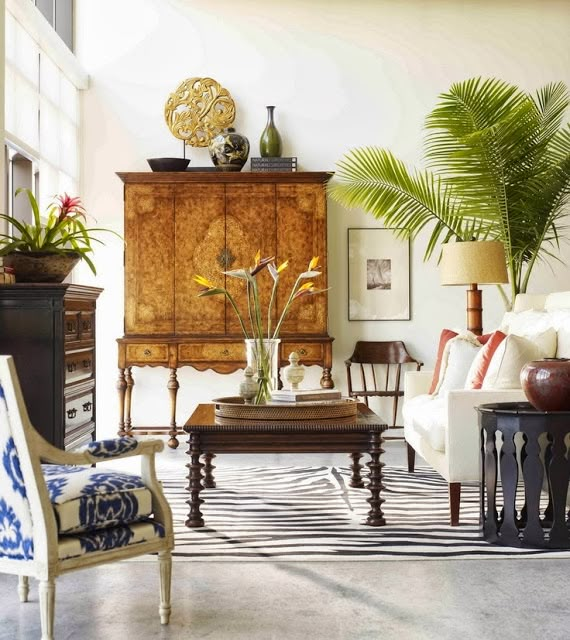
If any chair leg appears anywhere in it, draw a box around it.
[158,550,172,625]
[449,483,461,526]
[18,575,29,602]
[406,443,416,473]
[39,578,55,640]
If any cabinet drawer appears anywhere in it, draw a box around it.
[280,342,324,363]
[65,391,94,432]
[126,344,169,363]
[65,350,94,385]
[179,342,244,362]
[64,312,79,342]
[79,311,95,340]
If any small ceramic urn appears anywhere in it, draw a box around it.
[282,352,305,390]
[520,358,570,411]
[239,366,258,404]
[209,127,250,172]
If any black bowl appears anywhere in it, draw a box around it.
[147,157,190,172]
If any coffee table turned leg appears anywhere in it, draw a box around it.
[185,432,205,528]
[349,453,365,488]
[203,452,217,488]
[365,430,386,526]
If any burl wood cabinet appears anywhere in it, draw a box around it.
[116,171,334,448]
[0,284,102,449]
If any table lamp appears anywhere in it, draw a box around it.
[440,240,508,336]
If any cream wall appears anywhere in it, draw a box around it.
[75,0,570,438]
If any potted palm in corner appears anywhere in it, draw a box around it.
[330,77,570,309]
[0,188,120,282]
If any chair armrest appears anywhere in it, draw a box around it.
[404,370,433,400]
[37,436,164,466]
[445,388,527,480]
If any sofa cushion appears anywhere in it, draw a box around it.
[42,465,153,535]
[434,333,481,396]
[465,330,507,389]
[482,331,555,389]
[429,329,458,394]
[403,394,447,452]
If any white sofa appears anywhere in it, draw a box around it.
[403,291,570,525]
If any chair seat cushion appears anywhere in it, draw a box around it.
[403,394,447,452]
[42,465,153,534]
[58,519,165,560]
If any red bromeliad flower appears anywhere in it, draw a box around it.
[55,193,86,223]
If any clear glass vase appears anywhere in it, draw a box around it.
[244,338,281,404]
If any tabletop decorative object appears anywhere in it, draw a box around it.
[282,351,305,390]
[209,127,250,171]
[194,252,327,404]
[238,366,258,404]
[164,77,236,149]
[520,358,570,411]
[259,105,282,157]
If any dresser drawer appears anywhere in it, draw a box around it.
[65,350,94,385]
[64,311,80,342]
[79,311,95,340]
[126,343,169,363]
[280,342,324,363]
[179,342,244,362]
[65,391,94,432]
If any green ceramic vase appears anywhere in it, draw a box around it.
[259,106,282,158]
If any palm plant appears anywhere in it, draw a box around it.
[330,77,570,308]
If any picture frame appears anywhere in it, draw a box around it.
[347,228,410,321]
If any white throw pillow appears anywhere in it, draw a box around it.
[434,333,481,396]
[482,333,544,389]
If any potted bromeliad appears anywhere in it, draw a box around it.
[193,252,327,404]
[0,188,120,282]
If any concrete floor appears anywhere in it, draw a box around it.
[1,442,569,640]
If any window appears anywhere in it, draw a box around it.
[33,0,74,51]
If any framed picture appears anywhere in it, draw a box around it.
[347,228,410,321]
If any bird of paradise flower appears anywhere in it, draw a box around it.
[193,252,327,403]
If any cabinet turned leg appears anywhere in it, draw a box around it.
[203,452,217,488]
[185,432,205,528]
[124,367,134,436]
[167,368,180,449]
[117,368,127,437]
[320,367,334,389]
[349,452,365,488]
[365,431,386,526]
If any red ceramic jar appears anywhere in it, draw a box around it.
[520,358,570,412]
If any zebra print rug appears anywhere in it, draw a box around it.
[160,465,570,560]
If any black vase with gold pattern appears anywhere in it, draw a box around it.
[209,127,250,172]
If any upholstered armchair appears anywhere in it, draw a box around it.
[0,356,173,640]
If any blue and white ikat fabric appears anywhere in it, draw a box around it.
[0,384,34,561]
[85,437,139,459]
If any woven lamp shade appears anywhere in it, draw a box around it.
[440,241,508,286]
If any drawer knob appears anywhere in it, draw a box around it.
[83,359,92,368]
[144,349,151,356]
[67,408,77,419]
[221,348,230,356]
[67,362,77,373]
[82,401,93,412]
[82,320,92,331]
[299,348,307,356]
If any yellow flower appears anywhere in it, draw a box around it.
[192,274,216,290]
[277,260,289,273]
[309,256,320,270]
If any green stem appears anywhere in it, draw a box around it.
[272,275,302,339]
[224,290,250,338]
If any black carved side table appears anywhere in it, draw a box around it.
[477,402,570,548]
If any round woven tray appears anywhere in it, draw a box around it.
[212,397,358,421]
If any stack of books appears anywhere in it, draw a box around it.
[271,388,342,403]
[250,157,298,172]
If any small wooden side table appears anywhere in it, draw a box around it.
[477,402,570,549]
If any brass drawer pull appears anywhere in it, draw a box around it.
[67,408,77,419]
[144,349,151,356]
[299,348,307,356]
[82,320,92,331]
[221,348,230,356]
[82,401,93,412]
[66,321,75,332]
[83,358,92,368]
[67,362,77,373]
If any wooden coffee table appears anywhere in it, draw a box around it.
[183,403,389,528]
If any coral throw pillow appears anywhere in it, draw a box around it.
[465,330,507,389]
[429,329,458,394]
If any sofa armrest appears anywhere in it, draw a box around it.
[404,370,433,401]
[445,388,527,480]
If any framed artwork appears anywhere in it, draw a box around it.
[347,228,410,321]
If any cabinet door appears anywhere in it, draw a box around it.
[174,184,226,334]
[125,184,175,334]
[225,184,277,336]
[276,184,328,335]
